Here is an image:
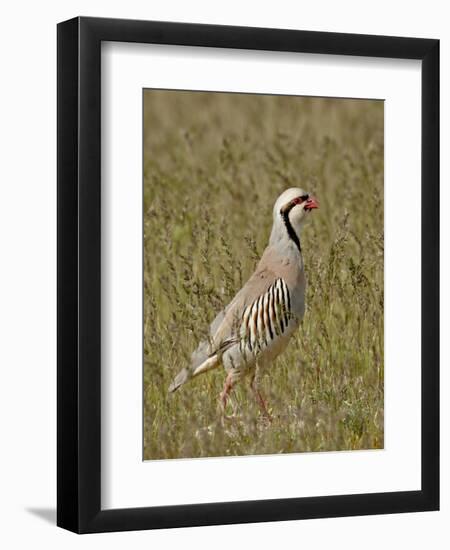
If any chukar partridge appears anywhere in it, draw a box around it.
[169,188,319,419]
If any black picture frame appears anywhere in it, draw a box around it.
[57,16,439,533]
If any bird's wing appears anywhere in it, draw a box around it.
[190,266,277,366]
[191,245,298,367]
[175,267,284,392]
[210,266,281,350]
[217,282,295,358]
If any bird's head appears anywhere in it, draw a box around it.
[270,187,319,250]
[276,187,319,227]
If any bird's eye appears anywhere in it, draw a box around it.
[293,195,309,205]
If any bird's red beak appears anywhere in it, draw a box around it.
[304,196,319,211]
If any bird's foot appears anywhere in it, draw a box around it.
[221,412,239,422]
[218,409,241,428]
[260,411,273,426]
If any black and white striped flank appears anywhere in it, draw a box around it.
[240,278,292,355]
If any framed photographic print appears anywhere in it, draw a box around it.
[57,17,439,533]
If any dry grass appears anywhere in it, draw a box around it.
[143,90,384,460]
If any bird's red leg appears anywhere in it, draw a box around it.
[250,374,272,423]
[219,372,235,419]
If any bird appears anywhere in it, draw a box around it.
[168,187,319,420]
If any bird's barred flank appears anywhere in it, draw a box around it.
[240,278,291,354]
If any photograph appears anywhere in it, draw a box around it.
[143,89,384,460]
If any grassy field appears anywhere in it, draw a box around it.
[143,90,384,460]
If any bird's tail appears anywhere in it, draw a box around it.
[168,354,219,393]
[168,367,191,393]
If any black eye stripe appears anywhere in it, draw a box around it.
[295,194,309,204]
[279,194,309,214]
[290,195,309,207]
